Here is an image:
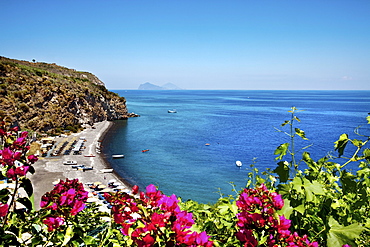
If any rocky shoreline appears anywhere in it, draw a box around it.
[30,120,131,210]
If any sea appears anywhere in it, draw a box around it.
[102,90,370,204]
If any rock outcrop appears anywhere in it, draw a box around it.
[0,56,129,134]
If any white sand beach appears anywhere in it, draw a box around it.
[29,121,131,210]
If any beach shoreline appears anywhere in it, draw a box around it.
[30,120,132,210]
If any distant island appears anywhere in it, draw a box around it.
[138,82,183,90]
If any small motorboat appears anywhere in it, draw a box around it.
[112,154,125,159]
[142,149,150,153]
[101,169,114,173]
[63,160,77,165]
[82,166,93,171]
[84,154,95,157]
[168,109,177,113]
[72,165,85,169]
[236,161,242,167]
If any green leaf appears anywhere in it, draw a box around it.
[83,236,96,245]
[62,225,74,246]
[327,217,364,247]
[17,197,33,211]
[281,120,290,127]
[278,199,294,218]
[363,148,370,161]
[334,134,349,157]
[293,116,301,122]
[218,204,231,215]
[294,204,305,215]
[351,139,363,148]
[273,161,290,182]
[274,143,290,161]
[291,177,303,194]
[20,177,33,197]
[303,178,325,195]
[277,183,291,196]
[295,128,308,140]
[0,188,10,202]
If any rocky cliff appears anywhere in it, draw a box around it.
[0,56,129,134]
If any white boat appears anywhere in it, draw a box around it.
[101,169,114,173]
[168,109,177,113]
[236,161,242,167]
[112,154,125,159]
[63,160,77,165]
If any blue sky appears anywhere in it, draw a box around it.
[1,1,369,90]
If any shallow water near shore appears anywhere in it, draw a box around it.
[102,90,370,203]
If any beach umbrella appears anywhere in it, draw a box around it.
[87,197,99,203]
[52,180,60,185]
[108,179,116,183]
[94,181,102,185]
[100,188,112,193]
[113,182,121,187]
[116,186,125,190]
[97,184,106,189]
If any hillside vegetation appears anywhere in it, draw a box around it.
[0,56,128,134]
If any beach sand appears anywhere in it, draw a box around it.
[29,120,131,210]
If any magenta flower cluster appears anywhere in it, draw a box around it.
[105,184,213,247]
[236,184,318,247]
[40,178,88,231]
[0,125,37,181]
[0,122,38,219]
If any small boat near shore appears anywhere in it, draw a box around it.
[236,160,242,167]
[63,160,77,165]
[142,149,150,153]
[100,168,114,173]
[168,109,177,113]
[112,154,125,159]
[84,154,95,157]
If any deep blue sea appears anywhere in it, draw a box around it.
[102,90,370,204]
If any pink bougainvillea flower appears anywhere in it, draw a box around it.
[7,165,30,180]
[13,151,22,160]
[235,230,257,247]
[15,165,30,176]
[13,137,26,147]
[0,147,14,166]
[70,200,85,216]
[43,216,65,232]
[20,131,28,138]
[196,231,212,246]
[0,202,9,217]
[40,178,88,223]
[132,185,139,195]
[27,154,38,164]
[9,126,19,132]
[271,192,284,210]
[0,128,6,136]
[105,184,214,247]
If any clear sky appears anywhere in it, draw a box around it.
[1,1,370,90]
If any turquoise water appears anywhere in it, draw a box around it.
[102,90,370,203]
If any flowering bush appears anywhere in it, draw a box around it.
[0,112,368,246]
[40,178,89,231]
[104,184,213,247]
[235,184,318,247]
[0,121,37,231]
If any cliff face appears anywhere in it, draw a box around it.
[0,56,128,133]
